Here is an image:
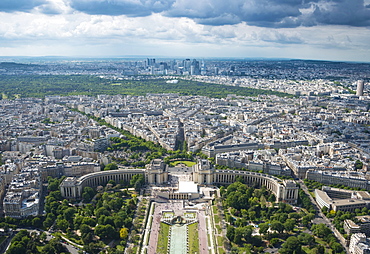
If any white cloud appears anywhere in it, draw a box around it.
[0,2,369,61]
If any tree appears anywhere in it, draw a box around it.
[6,243,27,254]
[42,244,57,254]
[82,192,91,202]
[80,224,91,235]
[226,225,235,241]
[258,222,269,235]
[248,211,256,221]
[47,180,60,192]
[355,160,363,170]
[330,242,344,253]
[43,216,54,229]
[233,227,244,245]
[32,217,42,228]
[63,207,76,223]
[268,194,276,202]
[82,217,96,227]
[120,228,129,239]
[270,238,280,247]
[40,232,47,242]
[313,245,325,254]
[298,233,315,246]
[82,232,93,245]
[280,236,303,254]
[270,221,284,234]
[82,187,95,202]
[95,207,110,218]
[56,219,69,232]
[84,242,103,254]
[130,174,145,191]
[104,163,118,171]
[321,206,328,214]
[95,224,117,239]
[311,223,331,238]
[302,215,313,227]
[283,219,296,232]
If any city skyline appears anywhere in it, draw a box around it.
[0,0,370,62]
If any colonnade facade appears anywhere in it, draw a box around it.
[60,159,298,203]
[60,169,146,199]
[194,168,298,204]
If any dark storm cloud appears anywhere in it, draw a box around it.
[312,0,370,27]
[3,0,370,28]
[70,0,176,17]
[163,0,313,27]
[165,0,370,28]
[0,0,46,12]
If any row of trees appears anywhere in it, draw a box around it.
[73,110,170,168]
[304,179,367,192]
[297,188,316,214]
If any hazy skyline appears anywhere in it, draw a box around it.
[1,0,370,62]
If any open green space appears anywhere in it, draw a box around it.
[216,225,222,234]
[184,212,196,219]
[41,177,139,254]
[188,223,199,254]
[169,161,196,167]
[218,247,226,254]
[156,223,170,254]
[0,75,292,99]
[163,212,174,218]
[216,180,345,254]
[217,236,224,246]
[214,215,220,224]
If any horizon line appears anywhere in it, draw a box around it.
[0,55,369,64]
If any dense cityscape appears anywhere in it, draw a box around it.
[1,58,370,254]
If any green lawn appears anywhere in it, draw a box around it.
[217,236,224,246]
[156,223,170,254]
[218,247,226,254]
[216,225,222,234]
[212,206,217,214]
[302,246,315,254]
[169,161,196,167]
[184,212,196,219]
[163,212,174,218]
[315,239,333,254]
[188,223,199,254]
[214,215,220,224]
[116,245,125,251]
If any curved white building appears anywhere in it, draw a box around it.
[60,159,298,203]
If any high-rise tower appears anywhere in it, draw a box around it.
[356,80,365,96]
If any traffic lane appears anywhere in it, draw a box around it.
[44,231,81,254]
[62,242,79,254]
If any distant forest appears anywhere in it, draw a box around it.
[0,75,292,99]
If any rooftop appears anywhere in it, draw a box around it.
[178,181,198,194]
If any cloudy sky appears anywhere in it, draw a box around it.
[0,0,370,62]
